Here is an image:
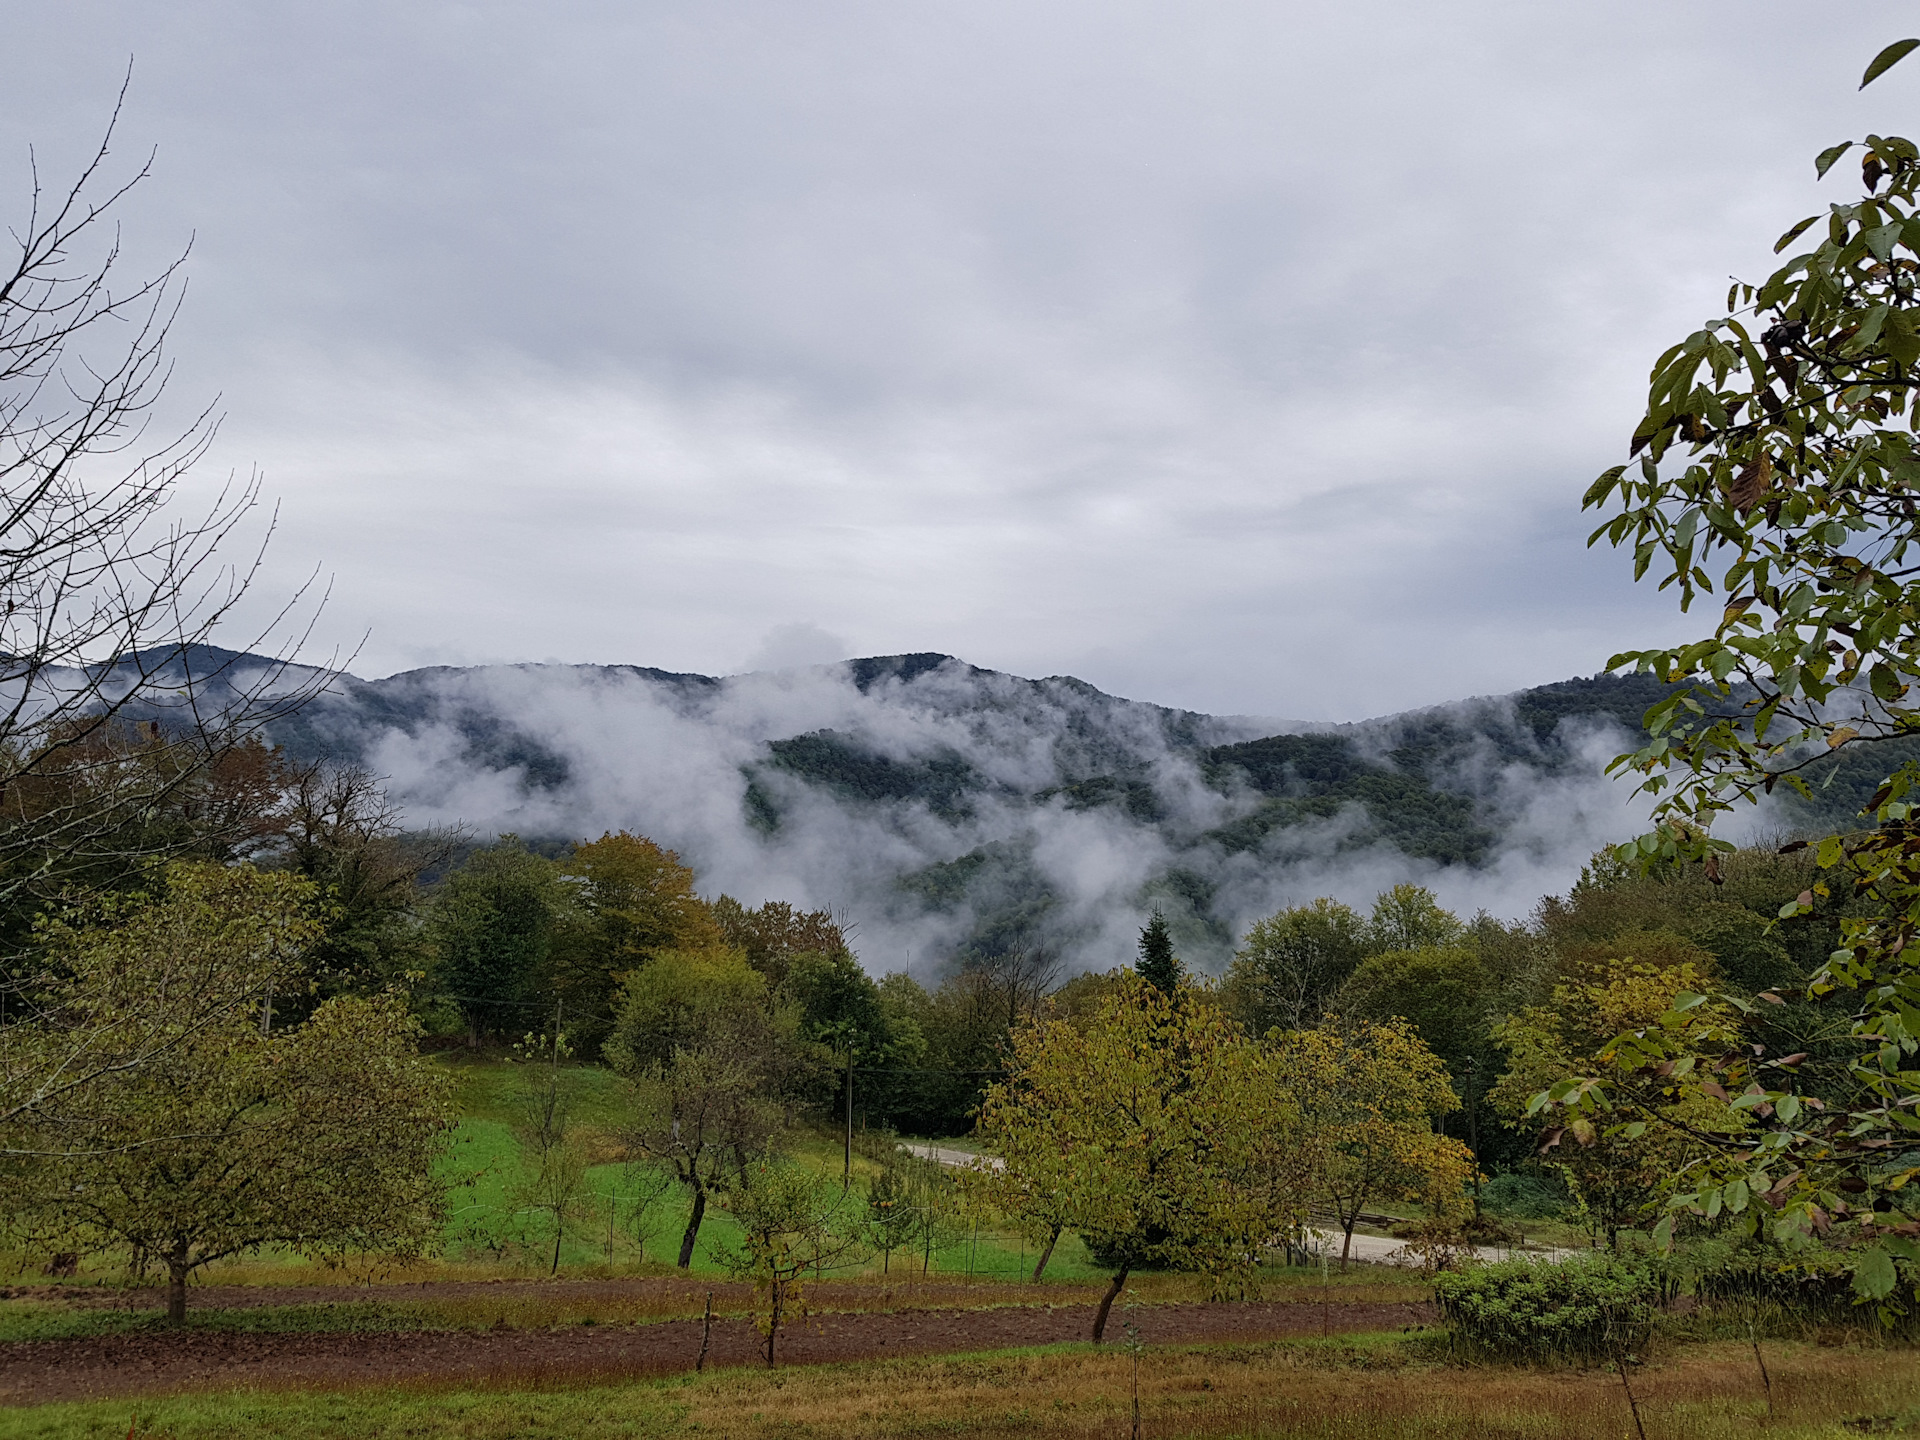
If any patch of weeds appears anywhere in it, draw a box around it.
[0,1302,440,1344]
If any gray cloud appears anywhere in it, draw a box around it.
[744,623,850,674]
[1,3,1914,716]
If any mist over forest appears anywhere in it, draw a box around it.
[124,645,1858,979]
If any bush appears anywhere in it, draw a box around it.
[1433,1254,1662,1362]
[1479,1172,1567,1220]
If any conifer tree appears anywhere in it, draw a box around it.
[1135,911,1181,995]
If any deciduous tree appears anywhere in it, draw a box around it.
[0,93,327,927]
[1495,958,1740,1250]
[1220,898,1366,1035]
[606,948,791,1267]
[1364,885,1466,955]
[1549,39,1920,1305]
[976,975,1303,1340]
[510,1031,593,1275]
[3,864,453,1320]
[712,896,848,990]
[721,1159,862,1364]
[1334,945,1492,1079]
[556,832,723,1041]
[428,840,571,1045]
[1271,1018,1472,1268]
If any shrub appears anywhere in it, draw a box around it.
[1432,1253,1661,1362]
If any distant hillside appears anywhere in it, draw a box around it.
[95,646,1838,974]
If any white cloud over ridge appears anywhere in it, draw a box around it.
[290,653,1677,977]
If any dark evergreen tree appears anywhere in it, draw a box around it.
[1135,911,1181,995]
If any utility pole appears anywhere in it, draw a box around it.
[1464,1056,1481,1214]
[843,1052,854,1188]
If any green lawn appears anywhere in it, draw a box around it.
[426,1055,1125,1283]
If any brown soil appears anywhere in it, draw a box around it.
[0,1295,1433,1407]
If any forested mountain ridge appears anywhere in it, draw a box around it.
[96,647,1845,973]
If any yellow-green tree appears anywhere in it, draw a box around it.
[1364,884,1466,954]
[720,1158,862,1365]
[5,864,454,1320]
[566,832,722,960]
[975,974,1304,1339]
[1271,1018,1472,1268]
[1494,956,1742,1249]
[556,832,724,1041]
[2,859,308,1142]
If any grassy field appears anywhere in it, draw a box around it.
[17,1053,1896,1439]
[3,1333,1918,1439]
[2,1053,1116,1293]
[429,1053,1127,1283]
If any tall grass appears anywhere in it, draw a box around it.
[2,1336,1915,1439]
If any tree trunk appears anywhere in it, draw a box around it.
[1031,1223,1062,1283]
[677,1186,707,1269]
[1340,1219,1356,1271]
[1091,1264,1130,1342]
[166,1240,190,1324]
[766,1275,784,1366]
[550,1214,564,1275]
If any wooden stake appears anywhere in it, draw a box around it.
[1615,1349,1648,1440]
[1749,1319,1774,1416]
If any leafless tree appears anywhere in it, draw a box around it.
[0,77,333,1144]
[970,945,1059,1034]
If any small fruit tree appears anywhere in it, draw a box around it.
[975,973,1304,1340]
[4,864,454,1319]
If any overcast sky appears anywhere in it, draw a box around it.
[4,3,1916,719]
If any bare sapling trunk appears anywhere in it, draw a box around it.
[677,1185,707,1269]
[1091,1264,1130,1342]
[550,1218,564,1275]
[1031,1223,1062,1283]
[1337,1194,1363,1271]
